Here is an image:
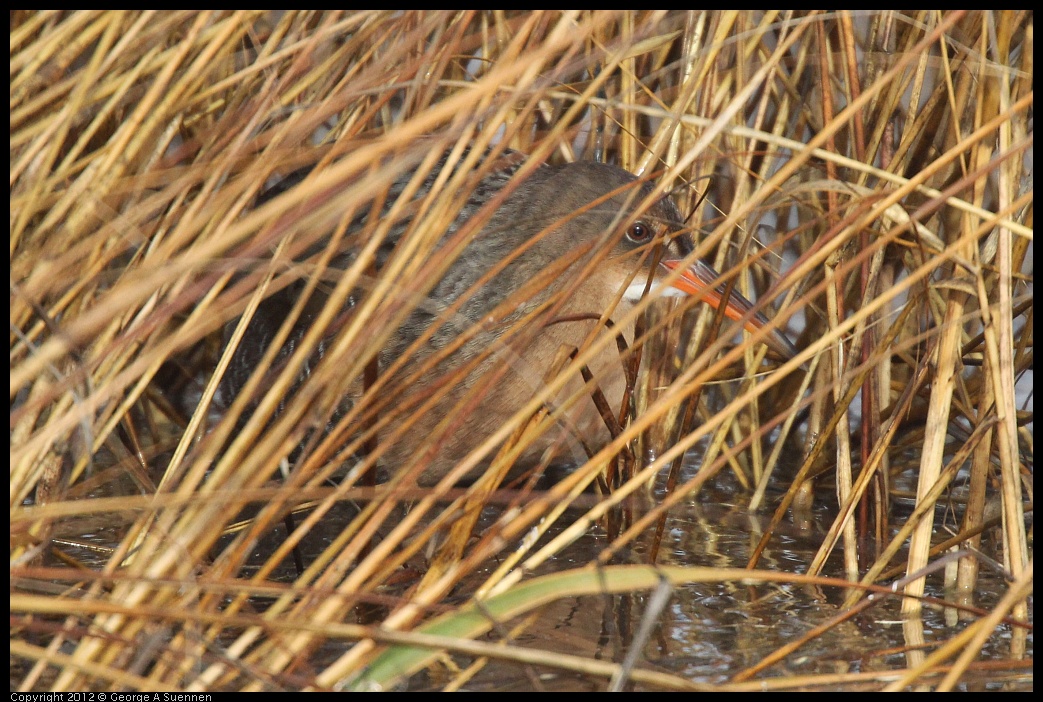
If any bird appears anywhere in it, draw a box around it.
[218,148,797,486]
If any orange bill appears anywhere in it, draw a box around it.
[661,259,798,360]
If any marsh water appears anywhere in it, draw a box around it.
[41,448,1029,692]
[402,472,1028,691]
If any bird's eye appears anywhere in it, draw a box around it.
[625,221,653,244]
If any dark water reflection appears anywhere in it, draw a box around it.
[39,450,1029,692]
[405,472,1029,691]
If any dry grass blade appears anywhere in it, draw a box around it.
[11,11,1031,692]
